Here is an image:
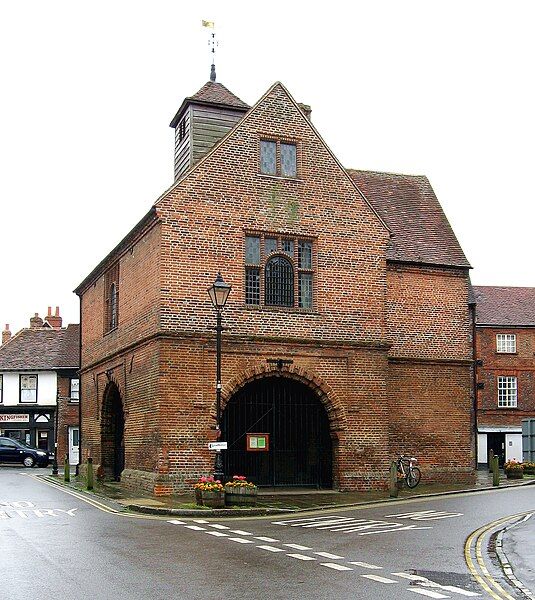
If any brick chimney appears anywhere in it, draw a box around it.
[298,103,312,121]
[45,306,62,329]
[30,313,44,328]
[2,324,11,344]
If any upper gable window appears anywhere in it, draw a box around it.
[104,263,120,334]
[260,139,297,178]
[496,334,516,353]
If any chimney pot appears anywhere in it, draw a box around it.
[47,306,52,316]
[2,324,11,345]
[44,306,62,329]
[30,313,43,328]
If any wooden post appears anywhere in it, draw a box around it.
[389,461,399,498]
[492,455,500,487]
[64,454,70,483]
[488,449,494,472]
[87,456,94,491]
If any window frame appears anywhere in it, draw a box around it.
[19,374,38,404]
[70,378,80,402]
[0,374,2,404]
[497,375,518,408]
[104,263,120,334]
[496,333,516,354]
[244,232,315,310]
[259,137,299,179]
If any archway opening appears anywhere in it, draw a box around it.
[222,376,333,488]
[101,382,125,481]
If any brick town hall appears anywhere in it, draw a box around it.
[76,72,475,495]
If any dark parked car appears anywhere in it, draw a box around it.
[0,437,53,467]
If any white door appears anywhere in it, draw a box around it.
[68,427,79,465]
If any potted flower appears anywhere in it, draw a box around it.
[194,476,225,508]
[224,475,258,506]
[504,460,524,479]
[523,462,535,476]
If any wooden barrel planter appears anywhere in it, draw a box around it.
[505,469,524,479]
[201,490,225,508]
[225,486,258,507]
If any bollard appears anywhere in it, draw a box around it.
[492,455,500,487]
[87,457,94,491]
[488,449,494,472]
[64,455,70,483]
[389,461,399,498]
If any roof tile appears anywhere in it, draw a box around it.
[473,286,535,326]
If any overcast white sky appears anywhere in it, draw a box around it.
[1,1,533,334]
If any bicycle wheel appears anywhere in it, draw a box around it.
[406,466,421,488]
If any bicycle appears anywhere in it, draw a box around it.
[397,455,421,488]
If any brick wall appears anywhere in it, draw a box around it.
[476,326,535,427]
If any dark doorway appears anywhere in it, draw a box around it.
[487,432,506,467]
[222,376,332,488]
[101,383,125,481]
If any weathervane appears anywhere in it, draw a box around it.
[202,20,217,82]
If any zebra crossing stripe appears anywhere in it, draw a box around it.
[257,545,284,553]
[361,574,397,584]
[287,553,316,561]
[167,520,186,525]
[228,537,253,544]
[205,531,228,537]
[184,525,206,531]
[408,590,450,599]
[314,552,344,559]
[284,543,312,550]
[349,561,382,569]
[321,563,353,571]
[230,530,252,536]
[208,524,229,530]
[255,536,279,542]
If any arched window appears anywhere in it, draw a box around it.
[265,256,294,306]
[109,282,118,329]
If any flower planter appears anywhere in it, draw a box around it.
[201,490,225,508]
[505,470,524,480]
[195,488,203,506]
[523,465,535,475]
[225,486,258,507]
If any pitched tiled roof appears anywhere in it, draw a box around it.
[190,81,249,109]
[473,286,535,326]
[169,81,249,128]
[0,324,80,370]
[347,170,471,268]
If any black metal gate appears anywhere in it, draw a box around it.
[222,376,332,488]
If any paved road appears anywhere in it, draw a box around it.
[1,467,534,600]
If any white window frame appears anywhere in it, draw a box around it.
[70,378,80,401]
[498,376,517,408]
[496,333,516,353]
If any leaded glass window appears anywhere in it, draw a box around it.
[245,268,260,305]
[260,140,277,175]
[299,273,312,309]
[245,236,260,264]
[281,143,297,177]
[282,239,294,256]
[265,256,294,306]
[298,241,312,269]
[20,375,37,403]
[265,238,277,255]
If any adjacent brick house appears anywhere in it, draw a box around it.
[474,286,535,466]
[0,309,80,464]
[75,78,475,494]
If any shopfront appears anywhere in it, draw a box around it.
[0,409,55,451]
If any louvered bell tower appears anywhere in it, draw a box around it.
[169,74,249,181]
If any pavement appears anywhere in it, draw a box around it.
[498,512,535,598]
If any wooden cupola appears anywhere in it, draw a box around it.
[169,80,249,181]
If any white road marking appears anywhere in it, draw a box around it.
[193,519,210,523]
[287,553,316,561]
[314,552,344,559]
[284,543,312,550]
[408,590,450,599]
[321,563,353,571]
[393,573,433,582]
[205,531,229,537]
[349,562,382,569]
[228,537,253,544]
[0,501,35,508]
[208,524,229,530]
[441,586,480,597]
[254,536,279,542]
[230,529,252,536]
[184,525,206,531]
[273,516,346,525]
[167,520,186,525]
[385,510,463,521]
[392,574,479,597]
[257,545,284,553]
[361,574,398,584]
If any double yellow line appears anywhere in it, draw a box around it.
[464,511,532,599]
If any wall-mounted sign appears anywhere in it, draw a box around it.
[247,433,270,452]
[208,442,228,451]
[0,414,30,423]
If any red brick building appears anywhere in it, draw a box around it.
[75,78,475,494]
[474,286,535,466]
[0,309,80,465]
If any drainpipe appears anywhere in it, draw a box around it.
[470,301,478,471]
[77,296,82,477]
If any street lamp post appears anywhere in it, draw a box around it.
[207,273,232,482]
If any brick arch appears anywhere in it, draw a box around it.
[100,380,125,481]
[221,363,345,434]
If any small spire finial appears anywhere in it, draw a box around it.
[210,62,216,82]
